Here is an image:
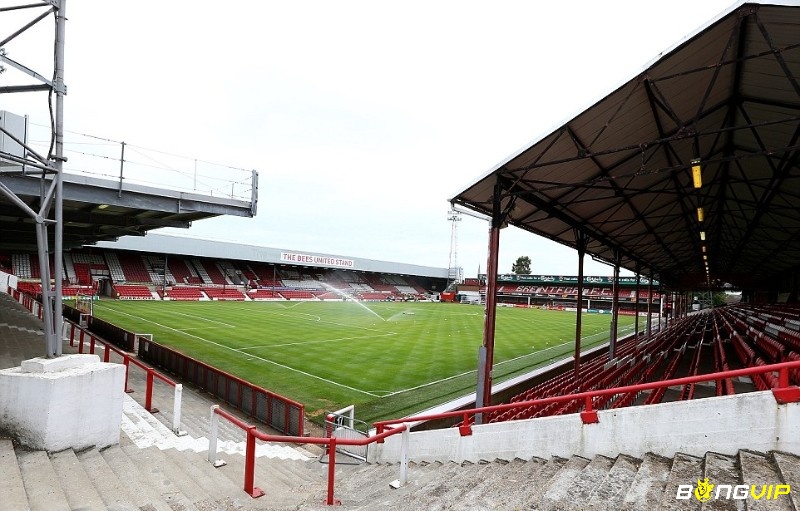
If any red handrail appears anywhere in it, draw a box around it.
[63,316,179,417]
[373,359,800,435]
[211,406,406,505]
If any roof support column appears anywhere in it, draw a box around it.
[647,272,654,338]
[610,251,621,360]
[475,181,508,423]
[634,265,641,354]
[574,231,588,379]
[52,0,66,355]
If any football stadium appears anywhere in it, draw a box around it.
[1,1,800,510]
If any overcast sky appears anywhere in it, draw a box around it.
[4,0,738,277]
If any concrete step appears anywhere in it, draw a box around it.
[490,456,551,510]
[100,443,177,511]
[622,452,672,510]
[15,448,70,511]
[700,451,739,511]
[0,439,29,511]
[49,448,106,511]
[120,443,213,511]
[539,455,592,511]
[587,454,641,511]
[456,458,528,509]
[411,461,496,511]
[520,456,570,509]
[739,450,793,511]
[76,446,140,511]
[658,452,704,511]
[163,445,256,509]
[773,451,800,511]
[559,454,615,510]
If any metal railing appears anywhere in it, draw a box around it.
[373,360,800,436]
[138,337,304,436]
[209,405,408,505]
[61,317,185,435]
[210,360,800,506]
[9,288,185,435]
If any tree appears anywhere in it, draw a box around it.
[512,256,532,275]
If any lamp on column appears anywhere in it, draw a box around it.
[691,158,702,188]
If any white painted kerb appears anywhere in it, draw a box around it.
[0,354,125,451]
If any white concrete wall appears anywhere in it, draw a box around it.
[370,391,800,464]
[0,354,125,451]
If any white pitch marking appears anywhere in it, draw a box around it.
[171,311,237,328]
[94,303,380,397]
[239,331,398,350]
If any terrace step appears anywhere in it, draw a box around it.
[102,440,178,511]
[738,450,793,511]
[538,455,592,510]
[16,448,71,511]
[622,452,672,510]
[49,447,106,511]
[121,393,312,460]
[76,447,140,510]
[658,452,704,511]
[120,442,210,510]
[0,439,28,511]
[586,454,641,511]
[774,452,800,511]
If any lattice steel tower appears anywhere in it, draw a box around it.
[447,209,462,288]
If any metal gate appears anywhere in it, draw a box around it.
[322,408,369,463]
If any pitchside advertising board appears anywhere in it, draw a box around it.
[479,274,660,286]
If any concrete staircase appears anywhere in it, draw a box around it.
[1,434,330,511]
[294,450,800,510]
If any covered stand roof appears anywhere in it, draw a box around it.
[0,172,256,253]
[451,1,800,291]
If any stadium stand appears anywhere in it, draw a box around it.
[116,252,152,283]
[247,289,281,299]
[167,257,196,285]
[113,284,155,299]
[162,286,205,300]
[202,287,246,300]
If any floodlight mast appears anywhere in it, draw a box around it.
[446,210,461,289]
[0,0,68,357]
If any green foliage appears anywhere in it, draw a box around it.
[512,256,532,274]
[712,292,728,307]
[93,300,634,424]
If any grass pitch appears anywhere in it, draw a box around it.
[90,300,635,424]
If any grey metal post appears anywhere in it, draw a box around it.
[609,252,620,360]
[35,222,56,356]
[52,0,67,356]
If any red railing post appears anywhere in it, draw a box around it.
[325,437,341,505]
[773,366,800,404]
[145,368,155,412]
[89,335,96,355]
[69,323,75,347]
[103,343,110,363]
[779,367,789,388]
[459,413,473,436]
[123,355,133,393]
[78,330,84,354]
[580,395,599,424]
[243,426,265,498]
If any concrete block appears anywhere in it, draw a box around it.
[0,356,125,451]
